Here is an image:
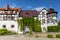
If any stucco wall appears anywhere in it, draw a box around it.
[0,21,19,32]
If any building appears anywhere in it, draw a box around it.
[0,4,22,33]
[0,4,58,33]
[19,8,58,32]
[38,8,58,32]
[18,10,38,32]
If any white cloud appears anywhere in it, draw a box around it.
[10,3,18,8]
[32,7,47,11]
[27,6,32,8]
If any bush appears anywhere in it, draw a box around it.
[47,34,54,38]
[29,30,33,35]
[0,29,17,35]
[56,34,60,38]
[57,25,60,32]
[0,29,8,35]
[47,26,57,32]
[7,31,17,35]
[35,35,39,38]
[33,26,41,32]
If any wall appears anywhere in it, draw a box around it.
[0,21,19,32]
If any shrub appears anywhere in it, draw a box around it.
[47,26,57,32]
[33,26,41,32]
[35,35,39,38]
[0,29,8,35]
[57,25,60,32]
[29,30,33,35]
[0,29,17,35]
[47,34,54,38]
[56,34,60,38]
[7,31,17,35]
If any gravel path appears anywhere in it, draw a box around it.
[0,35,60,40]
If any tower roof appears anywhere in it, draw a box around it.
[48,8,55,12]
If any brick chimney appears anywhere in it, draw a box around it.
[5,4,9,10]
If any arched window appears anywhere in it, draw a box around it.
[43,27,46,32]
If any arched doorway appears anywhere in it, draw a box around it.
[24,25,29,33]
[43,27,46,32]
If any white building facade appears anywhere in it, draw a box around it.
[38,8,58,32]
[0,4,22,34]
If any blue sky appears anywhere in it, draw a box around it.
[0,0,60,20]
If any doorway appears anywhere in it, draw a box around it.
[24,25,29,33]
[43,27,46,32]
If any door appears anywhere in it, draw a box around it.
[24,26,29,33]
[43,27,46,32]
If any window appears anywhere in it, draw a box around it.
[26,13,29,15]
[42,12,45,18]
[7,16,11,20]
[3,16,7,20]
[53,14,57,17]
[3,15,15,20]
[11,25,14,28]
[47,18,53,23]
[43,27,46,32]
[11,16,15,20]
[3,25,6,28]
[0,15,2,20]
[42,19,45,23]
[47,20,49,23]
[13,11,16,13]
[3,15,11,20]
[53,19,57,23]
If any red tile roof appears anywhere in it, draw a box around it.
[0,4,20,11]
[0,4,21,14]
[19,10,38,18]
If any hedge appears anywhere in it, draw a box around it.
[47,26,57,32]
[47,34,54,38]
[0,29,8,35]
[56,34,60,38]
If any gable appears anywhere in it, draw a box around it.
[40,8,48,15]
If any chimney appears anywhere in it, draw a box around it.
[5,4,9,10]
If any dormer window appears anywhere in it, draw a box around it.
[42,12,44,13]
[26,13,29,15]
[0,11,4,13]
[13,11,15,13]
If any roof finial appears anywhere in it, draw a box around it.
[49,0,52,8]
[50,5,52,8]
